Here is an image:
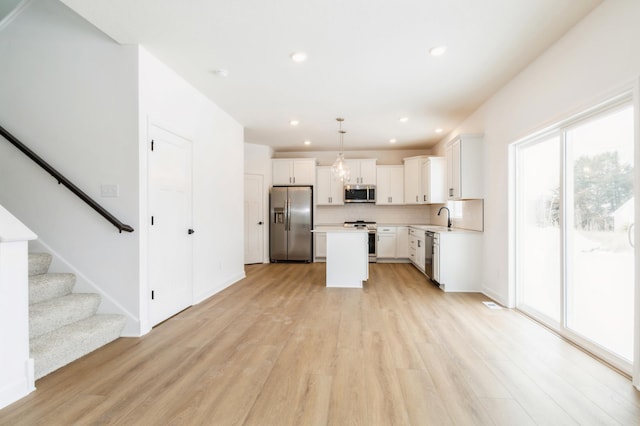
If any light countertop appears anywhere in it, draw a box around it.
[409,225,481,234]
[313,226,369,233]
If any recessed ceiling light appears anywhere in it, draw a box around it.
[429,46,448,57]
[290,120,299,126]
[304,140,311,145]
[211,68,229,77]
[399,117,409,123]
[389,139,397,144]
[290,52,307,63]
[434,128,444,134]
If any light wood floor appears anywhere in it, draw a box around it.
[2,263,639,425]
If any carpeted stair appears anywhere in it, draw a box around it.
[28,252,126,379]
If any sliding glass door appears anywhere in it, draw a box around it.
[515,99,635,371]
[565,105,635,362]
[516,135,561,324]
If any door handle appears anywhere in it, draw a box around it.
[188,229,195,235]
[628,223,635,248]
[258,221,263,225]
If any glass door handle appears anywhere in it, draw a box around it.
[628,223,635,248]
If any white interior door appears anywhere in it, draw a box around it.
[244,174,264,264]
[148,124,193,326]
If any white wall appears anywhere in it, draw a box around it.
[138,48,245,331]
[0,0,246,338]
[432,0,640,307]
[0,205,37,409]
[0,0,141,333]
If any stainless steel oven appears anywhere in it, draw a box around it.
[343,220,377,262]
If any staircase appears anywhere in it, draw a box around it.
[28,252,126,379]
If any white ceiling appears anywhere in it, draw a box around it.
[60,0,601,152]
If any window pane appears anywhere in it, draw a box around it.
[516,136,561,322]
[565,105,635,361]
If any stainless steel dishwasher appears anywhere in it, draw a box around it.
[424,231,434,280]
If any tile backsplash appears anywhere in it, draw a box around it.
[316,204,431,225]
[316,199,484,231]
[428,199,484,231]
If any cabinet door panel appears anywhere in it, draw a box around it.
[359,159,377,185]
[292,160,316,185]
[273,160,292,185]
[396,226,409,258]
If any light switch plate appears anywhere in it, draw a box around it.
[101,184,119,197]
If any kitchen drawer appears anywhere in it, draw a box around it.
[378,226,396,234]
[409,236,416,249]
[409,247,417,263]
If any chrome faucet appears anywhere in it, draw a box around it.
[437,206,452,228]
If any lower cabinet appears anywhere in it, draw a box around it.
[436,231,482,292]
[377,226,410,261]
[396,226,409,258]
[377,227,397,258]
[315,233,326,259]
[408,228,424,270]
[407,226,483,292]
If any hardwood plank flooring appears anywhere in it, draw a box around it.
[1,263,639,425]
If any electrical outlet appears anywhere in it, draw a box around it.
[101,184,119,197]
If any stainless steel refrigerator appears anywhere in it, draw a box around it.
[270,186,313,262]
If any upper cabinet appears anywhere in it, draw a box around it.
[404,156,445,204]
[445,135,483,199]
[403,156,423,204]
[272,159,316,185]
[422,156,446,204]
[316,166,344,205]
[376,165,404,205]
[344,159,376,185]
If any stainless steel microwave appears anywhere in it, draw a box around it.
[344,185,376,203]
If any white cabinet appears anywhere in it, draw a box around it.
[315,232,326,259]
[445,134,483,199]
[377,226,397,258]
[316,166,343,205]
[377,226,410,260]
[272,159,316,185]
[345,159,376,185]
[421,157,446,204]
[435,231,482,292]
[376,166,404,205]
[403,156,423,204]
[396,226,409,259]
[405,156,445,204]
[408,228,425,271]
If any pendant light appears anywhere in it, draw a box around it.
[331,118,350,182]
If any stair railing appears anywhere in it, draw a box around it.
[0,124,134,233]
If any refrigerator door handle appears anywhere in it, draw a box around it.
[286,199,290,231]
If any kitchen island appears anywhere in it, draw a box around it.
[312,226,368,288]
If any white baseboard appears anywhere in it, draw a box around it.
[194,271,246,305]
[481,285,510,307]
[0,359,35,411]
